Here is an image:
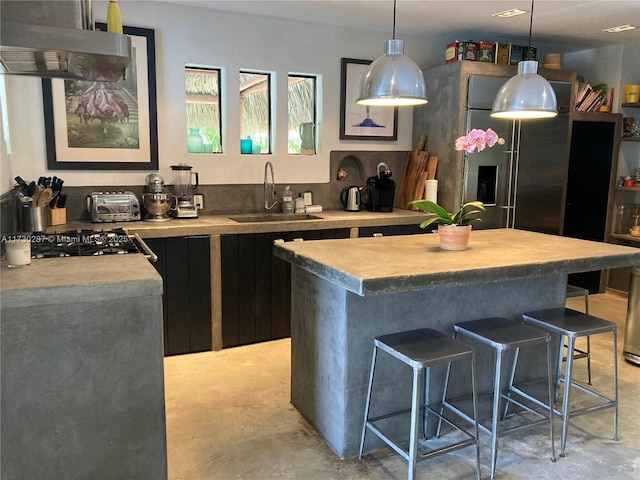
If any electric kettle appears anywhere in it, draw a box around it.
[340,186,361,211]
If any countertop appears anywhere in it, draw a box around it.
[0,255,163,308]
[49,210,426,238]
[273,228,640,296]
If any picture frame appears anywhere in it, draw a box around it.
[42,24,158,170]
[339,58,398,141]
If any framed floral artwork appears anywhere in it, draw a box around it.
[42,24,158,170]
[339,58,398,141]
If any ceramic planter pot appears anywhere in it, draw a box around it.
[438,224,472,251]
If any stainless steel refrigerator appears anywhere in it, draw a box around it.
[464,75,573,233]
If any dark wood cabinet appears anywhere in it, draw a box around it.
[562,112,621,293]
[221,228,350,348]
[358,224,427,237]
[145,236,211,356]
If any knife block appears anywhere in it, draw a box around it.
[48,208,66,226]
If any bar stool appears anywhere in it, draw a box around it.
[565,285,591,384]
[522,308,618,457]
[442,317,556,480]
[359,328,481,480]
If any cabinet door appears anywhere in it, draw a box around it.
[564,119,617,293]
[145,238,169,353]
[165,237,192,354]
[146,236,211,355]
[221,229,351,348]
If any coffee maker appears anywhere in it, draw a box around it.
[170,164,199,218]
[364,162,395,212]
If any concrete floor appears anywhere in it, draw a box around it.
[164,292,640,479]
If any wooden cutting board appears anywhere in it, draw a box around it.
[396,136,442,209]
[395,135,428,209]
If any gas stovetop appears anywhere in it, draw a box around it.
[30,228,144,258]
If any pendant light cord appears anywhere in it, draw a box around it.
[527,0,534,58]
[392,0,397,39]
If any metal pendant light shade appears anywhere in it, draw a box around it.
[491,61,557,118]
[490,0,557,119]
[357,0,427,107]
[357,39,427,106]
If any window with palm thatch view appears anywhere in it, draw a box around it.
[288,75,316,154]
[240,71,271,154]
[185,67,222,153]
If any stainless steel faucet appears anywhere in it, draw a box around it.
[264,161,277,213]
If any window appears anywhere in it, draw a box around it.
[239,71,271,154]
[288,75,316,154]
[185,66,222,153]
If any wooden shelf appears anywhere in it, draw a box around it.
[610,233,640,244]
[622,103,640,109]
[622,136,640,142]
[615,186,640,192]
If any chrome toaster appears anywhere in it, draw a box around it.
[87,191,141,222]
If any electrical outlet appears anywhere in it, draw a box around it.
[194,194,204,210]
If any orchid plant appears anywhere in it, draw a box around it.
[409,128,504,228]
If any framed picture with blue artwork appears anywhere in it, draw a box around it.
[339,58,398,141]
[42,24,158,170]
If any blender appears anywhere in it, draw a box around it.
[171,164,199,218]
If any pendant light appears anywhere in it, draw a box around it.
[491,0,557,119]
[357,0,427,107]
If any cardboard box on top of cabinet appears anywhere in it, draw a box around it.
[445,41,477,63]
[494,43,510,65]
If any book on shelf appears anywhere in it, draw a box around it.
[576,88,607,112]
[575,82,591,107]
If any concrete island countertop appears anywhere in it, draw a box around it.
[50,209,426,239]
[273,228,640,296]
[0,255,163,308]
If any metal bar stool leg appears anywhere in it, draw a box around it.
[422,368,430,440]
[585,294,592,385]
[489,349,504,480]
[560,336,576,457]
[612,328,618,441]
[408,367,423,480]
[502,346,520,420]
[359,346,378,459]
[546,339,556,462]
[565,286,592,385]
[555,332,565,404]
[470,355,481,480]
[436,360,453,438]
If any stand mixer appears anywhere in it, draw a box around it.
[142,174,175,222]
[170,164,199,218]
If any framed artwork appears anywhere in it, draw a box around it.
[43,24,158,170]
[339,58,398,141]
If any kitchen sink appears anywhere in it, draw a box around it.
[228,213,323,223]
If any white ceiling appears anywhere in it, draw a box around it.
[167,0,640,52]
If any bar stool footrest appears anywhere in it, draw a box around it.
[364,404,478,464]
[444,384,552,439]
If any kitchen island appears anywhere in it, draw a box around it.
[0,254,167,480]
[273,229,640,458]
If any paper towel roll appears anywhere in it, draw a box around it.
[425,179,438,203]
[305,205,323,213]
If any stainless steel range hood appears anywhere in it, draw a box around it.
[0,0,132,82]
